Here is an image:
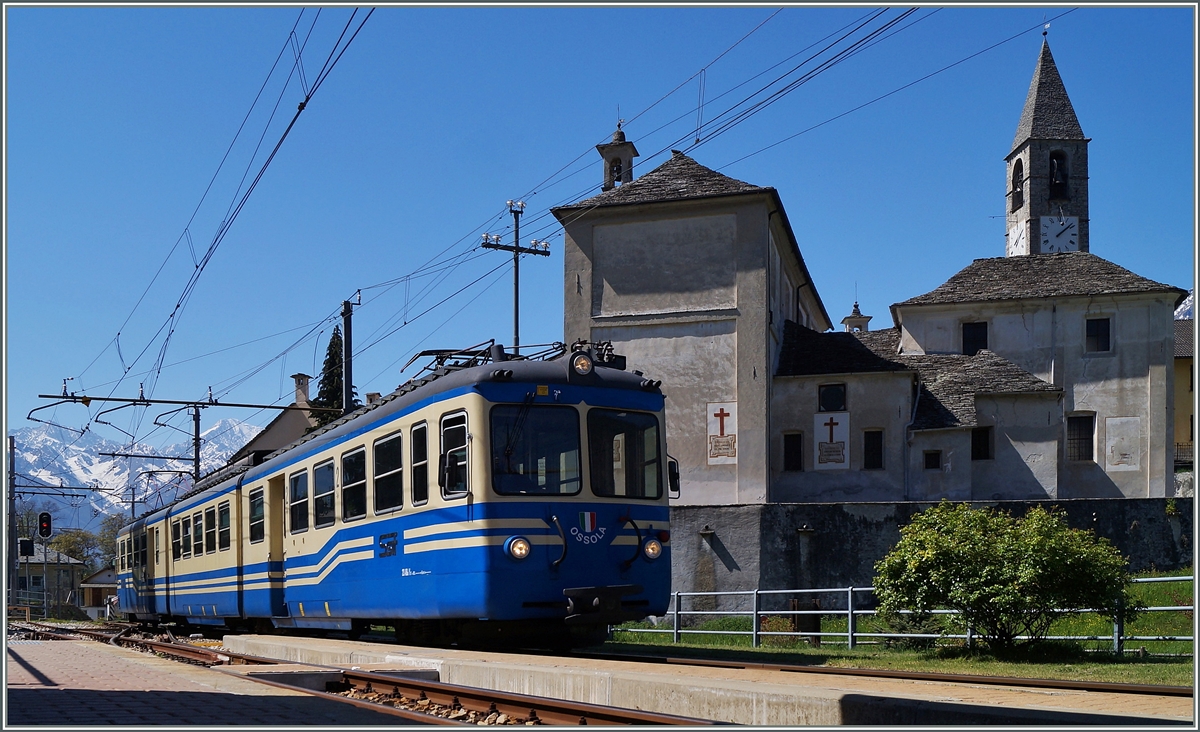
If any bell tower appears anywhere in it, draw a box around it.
[1004,38,1090,256]
[596,122,639,191]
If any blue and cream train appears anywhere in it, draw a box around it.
[115,342,675,647]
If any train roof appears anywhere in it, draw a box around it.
[125,341,661,526]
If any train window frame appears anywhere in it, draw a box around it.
[192,511,204,557]
[373,432,404,514]
[248,488,265,544]
[154,529,160,565]
[140,533,147,567]
[217,502,230,550]
[342,447,368,521]
[411,422,429,506]
[171,520,182,560]
[586,408,663,500]
[289,470,310,534]
[489,404,583,496]
[181,517,192,559]
[204,507,217,553]
[439,412,470,499]
[313,460,336,529]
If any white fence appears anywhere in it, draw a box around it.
[620,576,1193,653]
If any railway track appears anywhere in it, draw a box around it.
[7,622,718,725]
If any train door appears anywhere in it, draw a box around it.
[267,475,286,615]
[145,526,158,615]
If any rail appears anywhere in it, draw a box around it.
[618,576,1193,653]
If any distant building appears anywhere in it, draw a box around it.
[77,567,118,620]
[1175,314,1194,470]
[226,373,318,467]
[15,543,86,613]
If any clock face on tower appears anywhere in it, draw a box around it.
[1040,216,1079,253]
[1006,223,1027,256]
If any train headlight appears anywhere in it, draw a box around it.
[571,353,594,376]
[505,536,532,560]
[643,538,663,560]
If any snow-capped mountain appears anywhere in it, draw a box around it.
[9,418,261,532]
[1176,290,1193,320]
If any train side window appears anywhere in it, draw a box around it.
[289,471,309,533]
[154,530,160,565]
[342,448,367,521]
[171,520,182,560]
[411,423,429,505]
[204,507,217,553]
[248,489,265,543]
[313,461,336,529]
[374,433,404,513]
[181,517,192,559]
[217,502,230,550]
[192,512,204,557]
[140,533,147,567]
[440,412,469,498]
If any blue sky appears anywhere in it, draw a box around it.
[4,5,1195,469]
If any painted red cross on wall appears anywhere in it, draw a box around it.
[713,408,731,436]
[824,416,839,443]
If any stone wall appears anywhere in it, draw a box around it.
[669,498,1193,603]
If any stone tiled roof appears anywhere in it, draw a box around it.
[1012,40,1085,149]
[1176,318,1194,359]
[554,150,765,210]
[895,252,1186,308]
[901,350,1059,430]
[776,321,907,376]
[776,324,1059,429]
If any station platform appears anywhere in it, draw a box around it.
[5,638,417,726]
[222,634,1194,726]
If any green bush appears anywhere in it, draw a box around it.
[873,502,1143,652]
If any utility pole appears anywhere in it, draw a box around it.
[481,200,550,355]
[342,293,360,415]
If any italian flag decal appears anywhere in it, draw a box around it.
[579,511,597,532]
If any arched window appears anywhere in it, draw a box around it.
[610,158,623,185]
[1048,151,1070,200]
[1010,159,1024,212]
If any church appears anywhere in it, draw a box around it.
[552,41,1188,591]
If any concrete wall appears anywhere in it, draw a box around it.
[972,393,1062,500]
[897,292,1178,498]
[668,498,1194,601]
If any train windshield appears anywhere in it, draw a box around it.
[588,409,662,499]
[490,405,582,495]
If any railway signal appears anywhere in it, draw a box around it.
[37,512,52,538]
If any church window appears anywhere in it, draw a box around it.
[818,384,846,412]
[923,450,942,470]
[783,433,804,471]
[863,430,884,470]
[1085,317,1110,353]
[1010,159,1024,212]
[610,158,623,184]
[1048,151,1070,200]
[962,322,988,356]
[971,427,994,460]
[1067,415,1095,461]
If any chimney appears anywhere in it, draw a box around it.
[366,392,382,405]
[291,373,312,405]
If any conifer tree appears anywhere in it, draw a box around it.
[310,326,360,428]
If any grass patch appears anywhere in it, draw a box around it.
[609,570,1193,686]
